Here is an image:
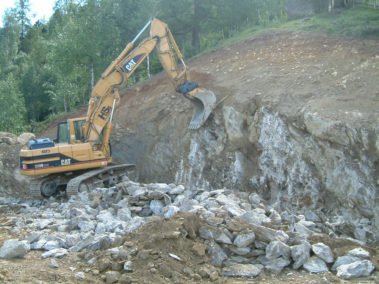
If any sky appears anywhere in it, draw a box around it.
[0,0,55,27]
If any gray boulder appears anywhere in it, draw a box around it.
[260,256,291,273]
[291,241,311,269]
[222,264,263,277]
[149,200,164,215]
[332,255,361,272]
[0,239,30,259]
[266,240,291,260]
[233,232,255,248]
[208,241,228,267]
[312,242,334,263]
[41,248,68,258]
[347,247,370,259]
[163,205,180,219]
[336,260,375,279]
[303,256,329,273]
[117,207,132,222]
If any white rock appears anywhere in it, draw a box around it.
[42,248,68,258]
[0,239,30,259]
[312,243,334,263]
[337,260,375,279]
[347,247,370,259]
[303,256,329,273]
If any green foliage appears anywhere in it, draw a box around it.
[0,74,27,133]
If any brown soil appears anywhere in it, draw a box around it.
[11,30,379,283]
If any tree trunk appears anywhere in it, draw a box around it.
[192,0,201,54]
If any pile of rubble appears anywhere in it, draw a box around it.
[0,179,377,282]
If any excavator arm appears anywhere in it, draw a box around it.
[83,18,217,155]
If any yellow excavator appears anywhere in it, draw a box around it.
[19,18,216,198]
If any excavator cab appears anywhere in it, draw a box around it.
[56,118,86,144]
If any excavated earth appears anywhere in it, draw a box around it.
[0,30,378,283]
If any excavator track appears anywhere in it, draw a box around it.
[28,164,135,198]
[66,164,136,197]
[29,179,44,199]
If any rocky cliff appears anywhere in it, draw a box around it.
[110,31,379,243]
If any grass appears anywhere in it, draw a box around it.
[209,7,379,51]
[281,7,379,37]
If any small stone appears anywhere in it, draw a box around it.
[259,256,291,273]
[150,200,164,215]
[291,241,311,269]
[208,241,228,267]
[303,256,329,273]
[117,207,132,222]
[74,272,85,281]
[266,240,291,260]
[222,264,263,277]
[234,232,255,248]
[42,248,68,258]
[105,271,121,284]
[49,259,59,268]
[229,246,251,256]
[123,261,133,272]
[163,205,180,219]
[119,274,133,284]
[192,242,207,256]
[170,185,185,195]
[347,247,370,259]
[312,243,334,263]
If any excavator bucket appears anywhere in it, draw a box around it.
[186,89,217,130]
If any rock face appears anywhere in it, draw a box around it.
[110,32,379,243]
[0,132,30,198]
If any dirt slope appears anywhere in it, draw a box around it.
[107,30,378,180]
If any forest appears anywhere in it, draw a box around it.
[0,0,375,133]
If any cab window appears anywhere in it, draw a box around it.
[57,122,69,143]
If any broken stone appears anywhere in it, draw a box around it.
[259,256,291,273]
[0,239,30,259]
[78,221,95,233]
[312,242,334,263]
[49,258,59,268]
[303,256,329,273]
[266,240,291,260]
[332,255,361,272]
[149,200,164,215]
[163,205,180,219]
[229,246,251,256]
[208,241,228,267]
[234,232,255,248]
[123,261,133,272]
[74,272,85,281]
[42,248,68,258]
[222,263,263,277]
[241,211,271,225]
[170,185,185,195]
[291,241,311,269]
[105,271,121,284]
[117,207,132,222]
[347,247,370,259]
[336,260,375,279]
